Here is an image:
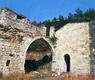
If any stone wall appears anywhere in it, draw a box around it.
[0,8,46,37]
[1,7,95,76]
[0,8,54,75]
[53,23,90,75]
[50,26,55,37]
[89,21,95,75]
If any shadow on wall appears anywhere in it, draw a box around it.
[24,55,52,73]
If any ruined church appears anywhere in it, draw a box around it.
[0,8,95,76]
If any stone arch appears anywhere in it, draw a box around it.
[23,36,54,73]
[64,54,70,72]
[24,36,54,55]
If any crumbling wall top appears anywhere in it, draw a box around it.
[0,8,47,43]
[1,7,26,20]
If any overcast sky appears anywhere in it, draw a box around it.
[0,0,95,22]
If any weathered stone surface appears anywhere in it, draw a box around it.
[0,7,95,76]
[53,23,90,75]
[0,8,54,75]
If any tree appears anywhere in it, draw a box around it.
[68,13,74,22]
[59,15,64,21]
[42,20,51,36]
[74,8,84,18]
[37,8,95,34]
[85,8,95,20]
[52,17,57,22]
[27,39,50,52]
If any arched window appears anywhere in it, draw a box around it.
[64,54,70,72]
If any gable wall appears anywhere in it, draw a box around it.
[53,23,90,75]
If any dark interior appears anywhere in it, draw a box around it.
[24,55,52,73]
[24,38,52,73]
[64,54,70,72]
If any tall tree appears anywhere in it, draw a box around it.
[74,8,84,18]
[68,13,74,22]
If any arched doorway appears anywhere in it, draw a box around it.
[64,54,70,72]
[24,38,53,73]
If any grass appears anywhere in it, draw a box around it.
[0,72,34,80]
[0,72,95,80]
[64,73,95,80]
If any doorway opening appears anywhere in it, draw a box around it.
[64,54,70,72]
[24,38,53,73]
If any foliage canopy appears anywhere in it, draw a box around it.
[27,38,50,52]
[37,8,95,36]
[30,8,95,52]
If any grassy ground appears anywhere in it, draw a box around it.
[0,71,95,80]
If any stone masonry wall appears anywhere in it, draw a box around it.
[1,7,95,76]
[89,21,95,75]
[0,8,53,75]
[53,23,90,75]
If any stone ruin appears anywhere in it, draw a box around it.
[0,7,95,76]
[0,8,54,75]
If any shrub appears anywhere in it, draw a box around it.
[27,38,50,52]
[50,35,57,43]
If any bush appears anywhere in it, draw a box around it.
[50,35,57,42]
[27,38,50,52]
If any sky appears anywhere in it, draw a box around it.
[0,0,95,22]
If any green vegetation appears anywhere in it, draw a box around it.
[27,38,50,52]
[37,8,95,35]
[50,35,57,42]
[30,8,95,52]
